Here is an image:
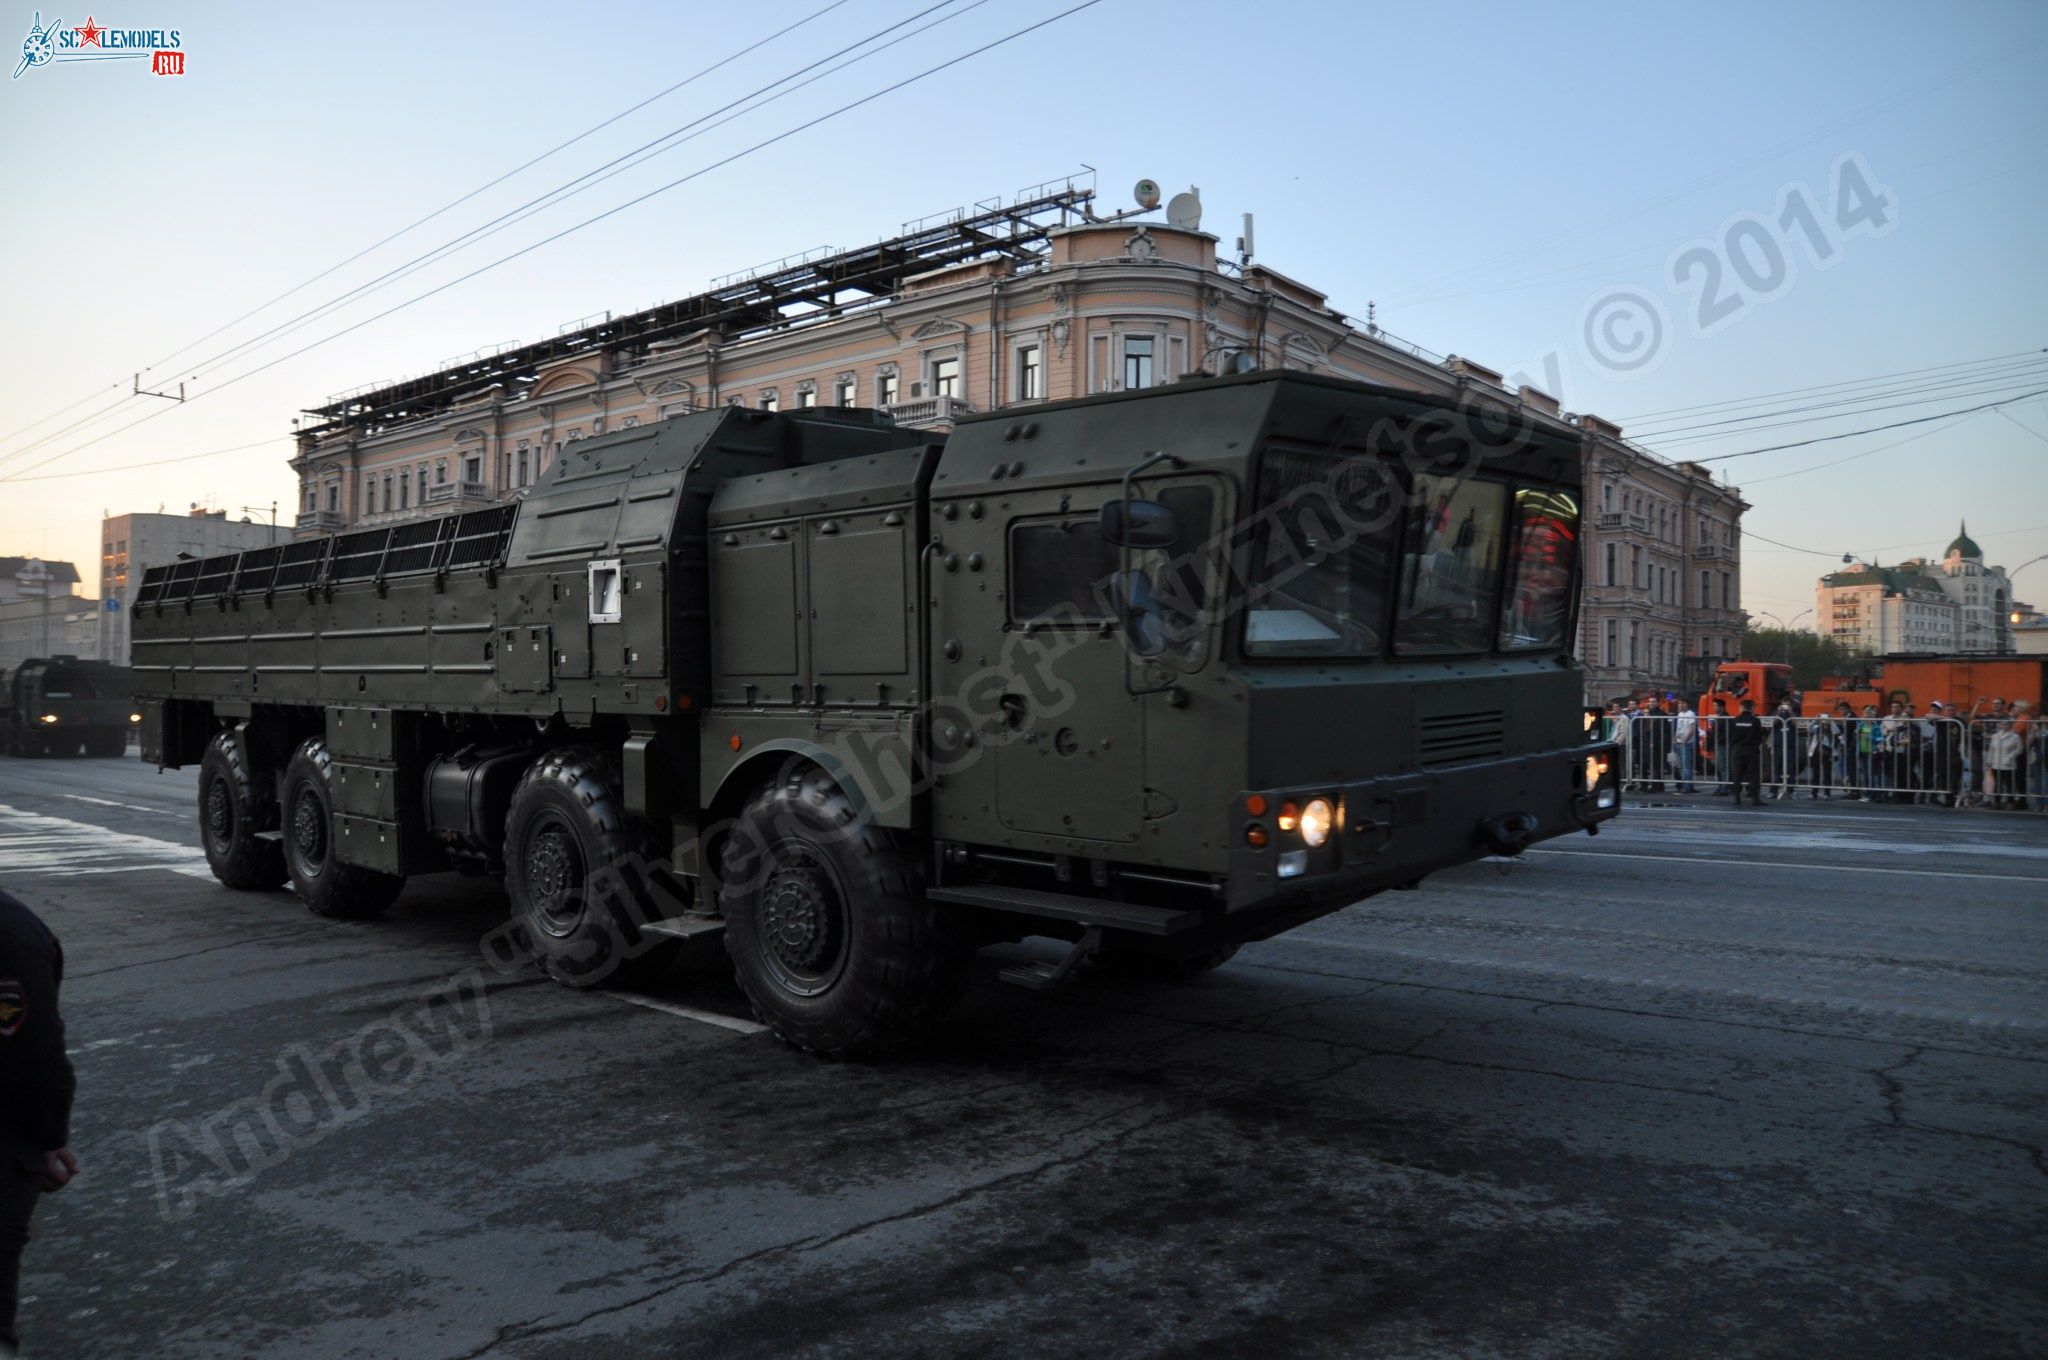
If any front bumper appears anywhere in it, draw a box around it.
[1224,742,1621,914]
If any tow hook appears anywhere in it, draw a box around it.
[1479,811,1540,857]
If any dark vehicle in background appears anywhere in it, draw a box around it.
[0,655,141,757]
[131,372,1620,1057]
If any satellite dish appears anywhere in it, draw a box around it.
[1166,189,1202,231]
[1229,351,1259,375]
[1133,178,1161,211]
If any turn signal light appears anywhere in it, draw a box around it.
[1244,794,1268,817]
[1276,801,1299,833]
[1245,823,1269,848]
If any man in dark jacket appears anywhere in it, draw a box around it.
[1730,699,1766,807]
[0,885,78,1355]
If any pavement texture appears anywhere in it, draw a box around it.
[0,752,2044,1359]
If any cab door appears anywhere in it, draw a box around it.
[930,480,1146,846]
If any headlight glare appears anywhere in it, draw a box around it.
[40,714,58,724]
[1300,797,1335,848]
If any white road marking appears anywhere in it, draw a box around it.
[1528,846,2048,886]
[0,803,213,880]
[603,990,768,1035]
[56,793,179,818]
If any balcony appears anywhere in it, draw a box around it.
[423,479,493,507]
[295,510,344,532]
[1592,510,1651,535]
[882,395,975,429]
[1692,543,1733,562]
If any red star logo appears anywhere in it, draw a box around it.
[75,16,103,46]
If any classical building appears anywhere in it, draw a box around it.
[0,557,81,604]
[0,592,102,672]
[288,179,1744,699]
[1817,523,2015,657]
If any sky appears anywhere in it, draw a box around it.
[1,0,2044,622]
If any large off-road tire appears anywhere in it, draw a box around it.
[281,738,404,919]
[197,729,287,890]
[503,747,682,988]
[1093,940,1240,983]
[719,767,971,1058]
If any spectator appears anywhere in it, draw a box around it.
[1768,701,1799,800]
[1854,703,1880,802]
[1673,699,1699,793]
[1988,718,2023,809]
[1707,699,1735,796]
[1805,706,1840,800]
[1928,702,1963,808]
[2012,701,2035,809]
[1880,700,1912,803]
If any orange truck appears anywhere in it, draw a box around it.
[1699,657,2048,718]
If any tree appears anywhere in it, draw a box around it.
[1737,627,1869,690]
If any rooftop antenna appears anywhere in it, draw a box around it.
[1133,178,1161,211]
[1166,187,1202,232]
[1236,212,1255,268]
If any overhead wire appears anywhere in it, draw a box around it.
[0,0,1109,484]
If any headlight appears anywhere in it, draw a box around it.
[40,714,58,724]
[130,712,143,723]
[1299,797,1335,848]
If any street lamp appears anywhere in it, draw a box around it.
[1759,609,1812,665]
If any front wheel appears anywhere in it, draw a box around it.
[718,767,971,1058]
[281,738,404,919]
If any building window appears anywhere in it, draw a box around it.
[366,479,377,516]
[1700,569,1710,608]
[516,450,529,488]
[1602,484,1614,513]
[463,455,481,484]
[1721,571,1732,608]
[1016,344,1043,401]
[325,484,339,513]
[1628,622,1640,667]
[1631,545,1643,588]
[760,391,778,412]
[435,461,447,485]
[1122,336,1155,390]
[877,370,899,405]
[793,385,816,409]
[930,356,959,399]
[1604,543,1616,587]
[835,376,856,407]
[1605,620,1618,666]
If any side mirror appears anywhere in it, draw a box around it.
[1099,499,1179,549]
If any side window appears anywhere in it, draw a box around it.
[1010,519,1118,623]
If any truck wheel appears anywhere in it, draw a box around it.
[718,767,971,1058]
[197,730,287,890]
[1093,941,1240,982]
[503,747,681,988]
[281,738,404,920]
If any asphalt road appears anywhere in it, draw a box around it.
[2,753,2044,1359]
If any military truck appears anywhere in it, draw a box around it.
[0,655,140,757]
[133,371,1620,1055]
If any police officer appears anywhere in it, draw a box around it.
[0,884,77,1355]
[1730,698,1766,807]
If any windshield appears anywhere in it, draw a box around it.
[41,668,126,699]
[1394,474,1508,655]
[1497,487,1579,651]
[1242,447,1400,658]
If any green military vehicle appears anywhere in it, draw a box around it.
[0,655,140,757]
[133,371,1619,1055]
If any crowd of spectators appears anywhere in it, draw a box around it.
[1596,694,2045,810]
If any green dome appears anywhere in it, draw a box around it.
[1945,520,1982,560]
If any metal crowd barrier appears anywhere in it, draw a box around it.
[1610,714,2047,810]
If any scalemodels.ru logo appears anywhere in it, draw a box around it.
[14,11,184,79]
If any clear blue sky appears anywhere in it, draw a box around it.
[3,0,2044,617]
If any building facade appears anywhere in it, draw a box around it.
[0,594,102,673]
[1817,524,2015,657]
[98,510,289,664]
[0,557,81,605]
[288,183,1744,701]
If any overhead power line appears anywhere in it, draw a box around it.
[1674,388,2048,465]
[0,0,857,464]
[1627,357,2048,438]
[1644,372,2048,446]
[1616,346,2047,423]
[0,0,1109,484]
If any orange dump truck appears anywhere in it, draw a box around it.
[1700,657,2048,717]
